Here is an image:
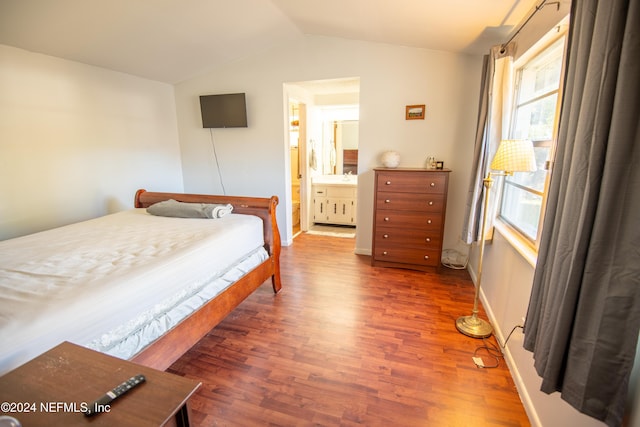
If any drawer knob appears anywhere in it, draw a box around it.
[430,182,436,187]
[383,234,389,238]
[385,199,391,203]
[385,181,392,185]
[383,251,388,255]
[427,219,432,224]
[424,255,430,260]
[425,237,431,242]
[384,217,390,222]
[428,201,434,206]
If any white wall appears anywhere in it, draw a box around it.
[0,45,183,240]
[174,34,482,248]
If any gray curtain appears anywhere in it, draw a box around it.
[461,54,490,244]
[461,45,514,244]
[523,1,640,426]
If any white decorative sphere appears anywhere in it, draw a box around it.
[381,151,400,168]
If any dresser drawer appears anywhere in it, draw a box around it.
[375,211,442,231]
[375,227,441,248]
[376,172,447,194]
[376,192,445,212]
[373,246,440,267]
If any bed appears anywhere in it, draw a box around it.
[0,189,282,375]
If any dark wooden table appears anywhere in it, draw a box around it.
[0,342,201,426]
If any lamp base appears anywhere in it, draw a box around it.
[455,315,493,338]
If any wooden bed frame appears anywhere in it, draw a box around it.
[130,189,282,370]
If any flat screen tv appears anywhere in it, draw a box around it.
[199,93,247,128]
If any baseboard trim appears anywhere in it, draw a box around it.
[475,277,540,427]
[354,247,371,256]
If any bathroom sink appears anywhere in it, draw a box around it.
[312,174,358,185]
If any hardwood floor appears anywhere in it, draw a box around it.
[168,233,530,426]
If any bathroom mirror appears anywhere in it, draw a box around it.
[321,119,359,175]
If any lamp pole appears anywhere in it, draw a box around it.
[455,172,495,338]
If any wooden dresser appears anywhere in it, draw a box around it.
[372,168,451,271]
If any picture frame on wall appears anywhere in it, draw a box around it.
[405,104,425,120]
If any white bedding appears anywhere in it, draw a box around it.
[0,209,266,375]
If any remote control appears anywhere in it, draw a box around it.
[84,374,146,417]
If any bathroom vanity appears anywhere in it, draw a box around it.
[312,175,357,226]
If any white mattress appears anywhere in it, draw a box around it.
[0,209,266,375]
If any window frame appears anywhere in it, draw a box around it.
[497,25,569,251]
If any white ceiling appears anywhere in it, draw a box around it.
[0,0,540,84]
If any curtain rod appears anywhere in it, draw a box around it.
[499,0,560,53]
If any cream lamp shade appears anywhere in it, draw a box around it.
[490,139,537,173]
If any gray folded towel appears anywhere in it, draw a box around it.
[205,203,234,218]
[147,199,234,219]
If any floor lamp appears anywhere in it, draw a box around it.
[456,139,537,338]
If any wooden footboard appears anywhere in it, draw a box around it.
[131,189,282,370]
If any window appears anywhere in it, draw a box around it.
[499,36,566,244]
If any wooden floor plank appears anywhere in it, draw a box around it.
[168,233,530,426]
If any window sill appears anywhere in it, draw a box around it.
[494,220,538,268]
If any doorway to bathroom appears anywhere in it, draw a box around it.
[284,77,360,241]
[288,100,304,236]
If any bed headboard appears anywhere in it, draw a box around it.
[134,189,280,257]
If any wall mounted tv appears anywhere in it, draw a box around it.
[199,93,247,128]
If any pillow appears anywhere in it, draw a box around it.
[146,199,233,219]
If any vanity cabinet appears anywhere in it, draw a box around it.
[313,184,357,226]
[372,168,450,271]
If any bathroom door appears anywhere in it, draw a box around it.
[289,102,309,236]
